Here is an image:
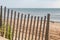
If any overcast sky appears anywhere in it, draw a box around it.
[0,0,60,8]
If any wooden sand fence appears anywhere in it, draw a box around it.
[0,6,50,40]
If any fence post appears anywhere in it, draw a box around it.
[0,6,2,27]
[45,14,50,40]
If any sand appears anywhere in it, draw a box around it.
[0,36,8,40]
[49,22,60,40]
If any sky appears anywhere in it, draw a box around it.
[0,0,60,8]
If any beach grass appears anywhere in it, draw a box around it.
[0,23,12,40]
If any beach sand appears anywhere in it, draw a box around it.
[0,36,8,40]
[49,22,60,40]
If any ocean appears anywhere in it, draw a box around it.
[9,8,60,22]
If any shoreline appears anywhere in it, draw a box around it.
[50,20,60,23]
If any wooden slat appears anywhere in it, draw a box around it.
[5,9,10,38]
[21,14,26,40]
[42,16,46,40]
[4,7,6,25]
[28,16,33,40]
[35,16,39,40]
[25,14,30,40]
[0,6,2,36]
[9,10,13,40]
[3,7,6,37]
[15,13,20,40]
[0,6,2,26]
[18,14,23,40]
[31,16,36,40]
[38,17,43,40]
[12,11,16,40]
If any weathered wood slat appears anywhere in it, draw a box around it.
[35,16,39,40]
[0,6,2,26]
[25,14,30,40]
[18,14,23,40]
[15,13,20,40]
[38,17,43,40]
[12,11,16,40]
[21,14,26,40]
[0,6,2,36]
[28,16,33,40]
[5,9,10,38]
[42,16,46,40]
[31,16,36,40]
[9,10,13,40]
